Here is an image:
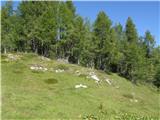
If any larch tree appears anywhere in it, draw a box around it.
[1,1,159,88]
[93,11,112,70]
[1,1,14,53]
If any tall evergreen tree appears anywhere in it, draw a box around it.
[1,1,14,53]
[122,17,142,83]
[80,19,95,68]
[56,1,76,59]
[125,17,138,43]
[93,11,112,70]
[144,30,155,58]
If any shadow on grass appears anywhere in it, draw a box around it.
[44,78,58,84]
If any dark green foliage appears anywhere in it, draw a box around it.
[125,17,138,43]
[144,31,155,58]
[93,11,112,70]
[1,1,160,87]
[1,1,15,53]
[154,67,160,88]
[79,19,95,67]
[117,17,147,83]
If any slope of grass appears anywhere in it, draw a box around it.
[1,53,159,120]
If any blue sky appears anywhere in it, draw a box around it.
[1,1,160,45]
[74,1,160,45]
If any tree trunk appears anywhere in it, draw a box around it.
[4,48,7,54]
[66,56,69,63]
[35,47,38,54]
[56,44,57,57]
[41,41,44,55]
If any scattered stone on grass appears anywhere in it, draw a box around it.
[57,58,68,63]
[105,78,112,85]
[134,99,138,102]
[75,84,87,88]
[115,86,120,89]
[6,54,21,61]
[30,64,48,72]
[55,69,64,73]
[130,99,138,103]
[50,68,53,71]
[40,56,51,61]
[87,72,100,83]
[43,68,48,71]
[75,70,81,76]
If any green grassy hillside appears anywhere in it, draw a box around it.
[1,53,159,120]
